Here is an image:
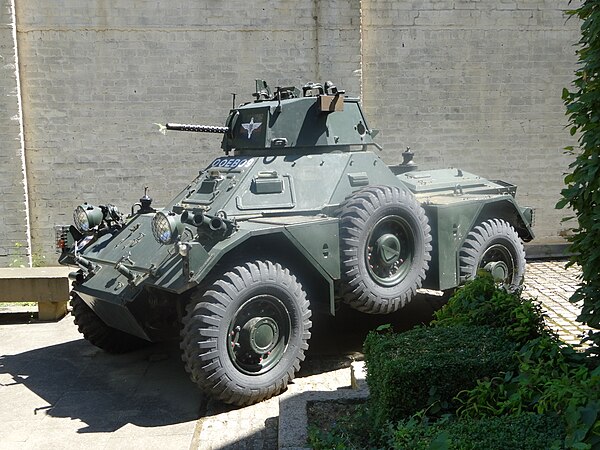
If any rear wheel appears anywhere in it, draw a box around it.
[459,218,526,287]
[71,293,150,353]
[180,260,311,406]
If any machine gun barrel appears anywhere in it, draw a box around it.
[165,123,229,134]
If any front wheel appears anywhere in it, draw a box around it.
[180,260,312,406]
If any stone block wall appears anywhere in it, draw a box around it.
[361,0,579,243]
[10,0,360,266]
[0,0,581,266]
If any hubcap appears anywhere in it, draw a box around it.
[375,233,401,265]
[484,261,509,282]
[480,243,515,285]
[241,317,279,354]
[227,295,290,375]
[366,215,414,287]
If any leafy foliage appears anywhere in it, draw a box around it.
[437,277,600,448]
[386,413,566,450]
[457,336,595,416]
[308,406,567,450]
[307,403,371,450]
[309,276,598,449]
[433,272,547,344]
[456,336,599,447]
[560,1,600,357]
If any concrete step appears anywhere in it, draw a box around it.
[278,361,369,450]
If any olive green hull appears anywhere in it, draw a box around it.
[66,150,532,341]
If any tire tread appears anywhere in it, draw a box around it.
[180,260,311,406]
[338,185,432,314]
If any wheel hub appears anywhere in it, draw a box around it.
[240,317,279,354]
[374,233,401,266]
[366,216,413,287]
[484,261,509,282]
[227,295,291,375]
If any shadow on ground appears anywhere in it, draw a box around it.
[0,338,203,433]
[0,293,445,442]
[302,293,447,375]
[0,310,36,324]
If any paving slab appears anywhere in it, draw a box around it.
[523,260,590,347]
[278,361,369,450]
[0,317,203,450]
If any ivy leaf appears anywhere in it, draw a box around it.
[375,323,392,332]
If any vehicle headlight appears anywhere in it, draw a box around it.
[73,203,103,233]
[151,211,181,245]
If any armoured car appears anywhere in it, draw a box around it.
[58,80,533,405]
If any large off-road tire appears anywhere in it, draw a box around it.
[339,185,432,314]
[180,260,312,406]
[459,218,526,287]
[70,293,150,353]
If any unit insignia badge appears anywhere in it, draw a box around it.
[241,117,262,138]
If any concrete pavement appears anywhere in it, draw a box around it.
[0,318,202,449]
[0,260,589,449]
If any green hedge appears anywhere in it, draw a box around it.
[388,413,565,450]
[307,401,565,450]
[363,325,517,427]
[311,274,596,448]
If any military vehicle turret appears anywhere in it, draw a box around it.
[58,80,533,406]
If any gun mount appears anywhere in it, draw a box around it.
[162,80,378,156]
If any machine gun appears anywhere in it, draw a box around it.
[157,123,229,135]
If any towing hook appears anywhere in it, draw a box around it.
[115,262,136,282]
[75,254,98,274]
[178,242,193,280]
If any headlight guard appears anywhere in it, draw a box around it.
[151,211,182,245]
[73,203,103,232]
